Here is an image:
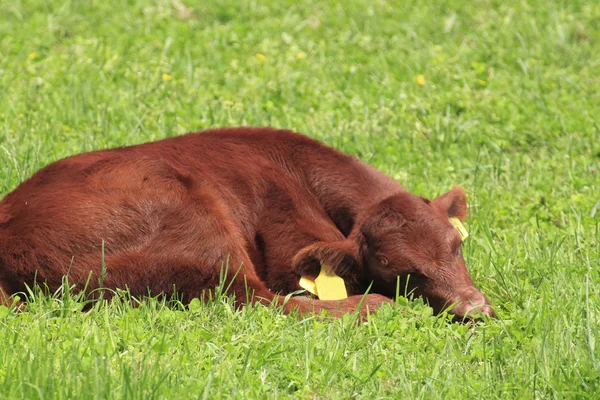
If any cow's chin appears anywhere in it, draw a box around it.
[368,274,423,301]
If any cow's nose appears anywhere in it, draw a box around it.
[476,302,495,318]
[450,292,495,319]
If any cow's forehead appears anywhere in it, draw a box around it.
[407,210,459,245]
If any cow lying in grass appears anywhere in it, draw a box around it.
[0,127,494,319]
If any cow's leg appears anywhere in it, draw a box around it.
[99,242,391,318]
[97,192,390,318]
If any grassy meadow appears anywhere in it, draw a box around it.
[1,0,599,398]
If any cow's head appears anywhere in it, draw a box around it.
[354,187,494,320]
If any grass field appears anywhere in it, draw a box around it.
[1,0,599,398]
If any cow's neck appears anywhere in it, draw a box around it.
[295,153,405,236]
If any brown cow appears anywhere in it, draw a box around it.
[0,127,493,319]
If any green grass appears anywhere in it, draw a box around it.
[0,0,599,398]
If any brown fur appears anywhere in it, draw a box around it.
[0,127,493,318]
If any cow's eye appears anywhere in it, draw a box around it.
[456,245,463,257]
[378,256,389,266]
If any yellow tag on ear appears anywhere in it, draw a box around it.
[299,277,318,296]
[449,217,469,241]
[299,263,348,300]
[314,263,348,300]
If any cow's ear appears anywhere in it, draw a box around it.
[430,186,468,221]
[292,239,360,279]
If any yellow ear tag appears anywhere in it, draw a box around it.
[314,263,348,300]
[299,277,318,296]
[299,263,348,300]
[449,217,469,241]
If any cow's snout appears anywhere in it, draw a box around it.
[449,290,495,319]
